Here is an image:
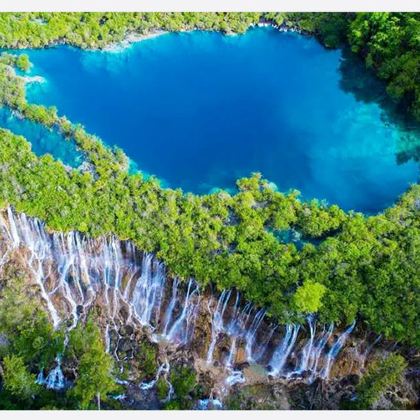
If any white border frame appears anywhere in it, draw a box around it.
[0,1,418,419]
[0,0,419,12]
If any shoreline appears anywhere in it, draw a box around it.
[100,22,305,53]
[4,20,306,53]
[100,29,169,53]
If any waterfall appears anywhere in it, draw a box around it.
[140,361,170,390]
[295,315,316,374]
[165,278,200,345]
[269,324,300,376]
[139,360,174,402]
[105,324,111,354]
[252,323,277,362]
[206,290,232,365]
[225,369,246,387]
[131,254,165,328]
[37,356,65,390]
[206,290,271,367]
[0,206,355,394]
[197,397,223,410]
[245,308,266,362]
[7,206,20,246]
[321,320,356,379]
[307,322,334,382]
[161,278,180,336]
[226,337,237,368]
[0,207,200,350]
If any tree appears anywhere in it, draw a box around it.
[165,366,197,409]
[69,319,118,409]
[2,355,40,402]
[0,270,64,369]
[16,54,30,72]
[352,354,407,409]
[292,280,327,314]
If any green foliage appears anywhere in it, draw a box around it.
[2,355,40,402]
[164,399,182,410]
[281,12,351,48]
[167,366,197,409]
[0,119,419,344]
[0,52,30,73]
[156,377,170,401]
[68,318,119,409]
[351,354,407,409]
[16,54,30,72]
[292,281,326,314]
[296,202,346,237]
[348,13,420,120]
[66,316,101,361]
[0,12,417,411]
[135,341,158,380]
[0,265,77,409]
[23,104,58,126]
[0,13,261,50]
[0,267,64,369]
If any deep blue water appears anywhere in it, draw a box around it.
[0,106,81,167]
[6,28,420,212]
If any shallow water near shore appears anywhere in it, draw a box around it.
[0,106,81,167]
[7,27,420,212]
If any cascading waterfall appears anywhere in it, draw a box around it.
[0,207,201,393]
[206,290,232,365]
[225,370,246,387]
[204,287,355,382]
[161,277,180,336]
[36,356,65,390]
[197,397,223,410]
[207,291,271,366]
[0,207,200,346]
[164,278,200,345]
[245,308,266,362]
[269,324,301,376]
[253,323,277,362]
[321,320,356,379]
[307,323,334,383]
[131,254,165,328]
[296,315,316,374]
[0,206,356,398]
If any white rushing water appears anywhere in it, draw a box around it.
[36,355,65,390]
[0,206,356,395]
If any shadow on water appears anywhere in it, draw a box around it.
[338,48,420,166]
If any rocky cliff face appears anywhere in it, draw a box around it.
[0,206,417,409]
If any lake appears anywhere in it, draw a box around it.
[6,27,420,212]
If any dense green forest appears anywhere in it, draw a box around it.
[0,50,418,347]
[0,12,418,120]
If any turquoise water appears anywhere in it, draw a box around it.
[0,106,81,167]
[7,28,420,212]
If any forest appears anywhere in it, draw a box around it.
[0,12,418,410]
